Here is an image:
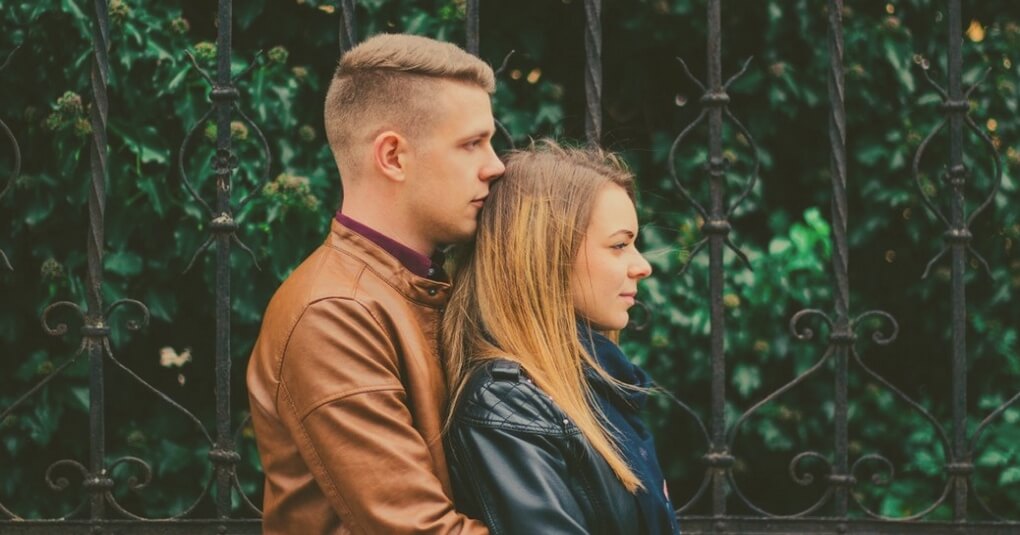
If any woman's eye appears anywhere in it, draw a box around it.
[611,242,629,250]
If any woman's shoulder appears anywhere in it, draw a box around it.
[452,359,577,436]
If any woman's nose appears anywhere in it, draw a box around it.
[631,252,652,280]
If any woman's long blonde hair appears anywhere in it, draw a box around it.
[443,140,644,493]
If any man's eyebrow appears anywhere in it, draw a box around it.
[459,128,494,142]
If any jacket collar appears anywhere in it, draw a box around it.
[335,212,447,280]
[578,322,649,411]
[328,219,450,308]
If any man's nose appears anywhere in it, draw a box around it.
[481,147,505,182]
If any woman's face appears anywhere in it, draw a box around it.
[570,184,652,331]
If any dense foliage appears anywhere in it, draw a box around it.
[0,0,1017,521]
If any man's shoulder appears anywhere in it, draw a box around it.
[270,238,402,312]
[252,242,395,353]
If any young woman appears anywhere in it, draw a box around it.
[443,141,680,534]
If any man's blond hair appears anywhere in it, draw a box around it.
[324,34,496,174]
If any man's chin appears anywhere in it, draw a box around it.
[452,225,479,244]
[434,229,477,248]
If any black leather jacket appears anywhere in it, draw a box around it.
[446,359,644,535]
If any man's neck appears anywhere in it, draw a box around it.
[340,202,433,258]
[336,211,444,281]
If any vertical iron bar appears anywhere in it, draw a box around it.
[212,0,237,521]
[339,0,358,54]
[946,0,970,521]
[0,125,17,272]
[583,0,602,146]
[466,0,479,56]
[86,0,111,522]
[705,0,728,520]
[827,0,851,518]
[0,46,19,271]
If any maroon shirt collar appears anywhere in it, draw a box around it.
[335,212,446,281]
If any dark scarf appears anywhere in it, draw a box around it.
[579,323,681,535]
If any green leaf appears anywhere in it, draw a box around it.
[105,251,143,276]
[732,364,762,398]
[977,449,1009,467]
[137,177,165,216]
[114,124,171,165]
[27,394,64,445]
[884,45,915,93]
[803,207,829,236]
[70,387,90,413]
[1001,467,1020,486]
[162,66,191,96]
[143,288,177,322]
[790,224,811,252]
[23,197,55,227]
[768,237,792,255]
[912,448,942,476]
[757,420,793,450]
[236,0,268,30]
[857,144,888,166]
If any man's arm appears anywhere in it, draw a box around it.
[278,297,488,535]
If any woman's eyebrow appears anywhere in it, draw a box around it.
[608,229,635,239]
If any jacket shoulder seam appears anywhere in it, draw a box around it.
[274,293,392,410]
[297,385,404,422]
[456,377,579,436]
[271,250,333,405]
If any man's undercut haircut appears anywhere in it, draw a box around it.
[324,33,496,173]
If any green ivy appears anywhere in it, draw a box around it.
[0,0,1017,521]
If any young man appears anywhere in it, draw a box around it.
[246,34,504,534]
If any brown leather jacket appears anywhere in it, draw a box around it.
[247,220,488,534]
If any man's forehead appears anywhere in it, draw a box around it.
[432,80,491,109]
[430,84,494,132]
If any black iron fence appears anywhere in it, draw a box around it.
[1,0,1017,533]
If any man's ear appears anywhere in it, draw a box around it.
[372,131,408,183]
